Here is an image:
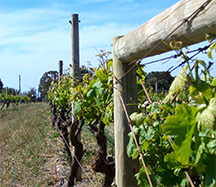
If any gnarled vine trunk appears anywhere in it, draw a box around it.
[57,109,72,162]
[88,120,115,187]
[68,118,84,187]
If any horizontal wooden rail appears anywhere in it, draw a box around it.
[113,0,216,63]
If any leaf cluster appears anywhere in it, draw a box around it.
[72,59,114,126]
[127,38,216,186]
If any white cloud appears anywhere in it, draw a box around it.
[0,0,185,92]
[80,22,138,48]
[0,6,71,91]
[0,4,139,91]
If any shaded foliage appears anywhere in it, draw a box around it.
[38,71,58,100]
[0,79,3,93]
[145,71,174,92]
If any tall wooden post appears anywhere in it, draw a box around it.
[113,36,139,187]
[70,13,81,182]
[19,75,21,96]
[71,14,80,79]
[59,60,63,81]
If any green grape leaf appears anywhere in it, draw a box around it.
[107,59,113,71]
[130,112,144,126]
[127,126,139,159]
[168,65,188,95]
[73,100,82,114]
[87,89,96,98]
[196,98,216,129]
[207,42,216,59]
[195,141,205,164]
[190,82,214,102]
[163,93,174,104]
[92,80,103,89]
[162,103,197,165]
[211,77,216,86]
[203,154,216,187]
[164,152,177,169]
[207,140,216,154]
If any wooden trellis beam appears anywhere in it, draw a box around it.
[113,0,216,63]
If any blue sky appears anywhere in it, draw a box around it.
[0,0,212,93]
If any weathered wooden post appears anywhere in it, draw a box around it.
[70,13,81,182]
[113,36,139,187]
[19,75,21,96]
[59,60,63,81]
[71,14,80,79]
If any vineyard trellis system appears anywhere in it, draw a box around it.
[47,0,216,186]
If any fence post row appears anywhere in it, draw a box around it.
[113,0,216,186]
[70,13,81,182]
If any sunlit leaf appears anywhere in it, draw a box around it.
[169,66,188,95]
[196,98,216,129]
[207,42,216,59]
[127,126,139,159]
[162,104,197,165]
[130,112,144,126]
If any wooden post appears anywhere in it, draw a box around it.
[70,13,81,182]
[59,60,63,81]
[19,75,21,96]
[113,36,139,187]
[155,82,158,92]
[71,14,80,79]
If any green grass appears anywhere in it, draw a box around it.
[0,103,61,186]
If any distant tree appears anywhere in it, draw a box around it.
[27,87,37,102]
[1,87,18,95]
[0,79,3,93]
[145,71,174,92]
[38,71,58,101]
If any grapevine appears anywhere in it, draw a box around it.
[48,50,115,186]
[48,37,216,186]
[0,93,30,110]
[127,36,216,186]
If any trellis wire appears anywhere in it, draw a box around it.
[168,44,211,73]
[139,44,210,67]
[137,44,211,92]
